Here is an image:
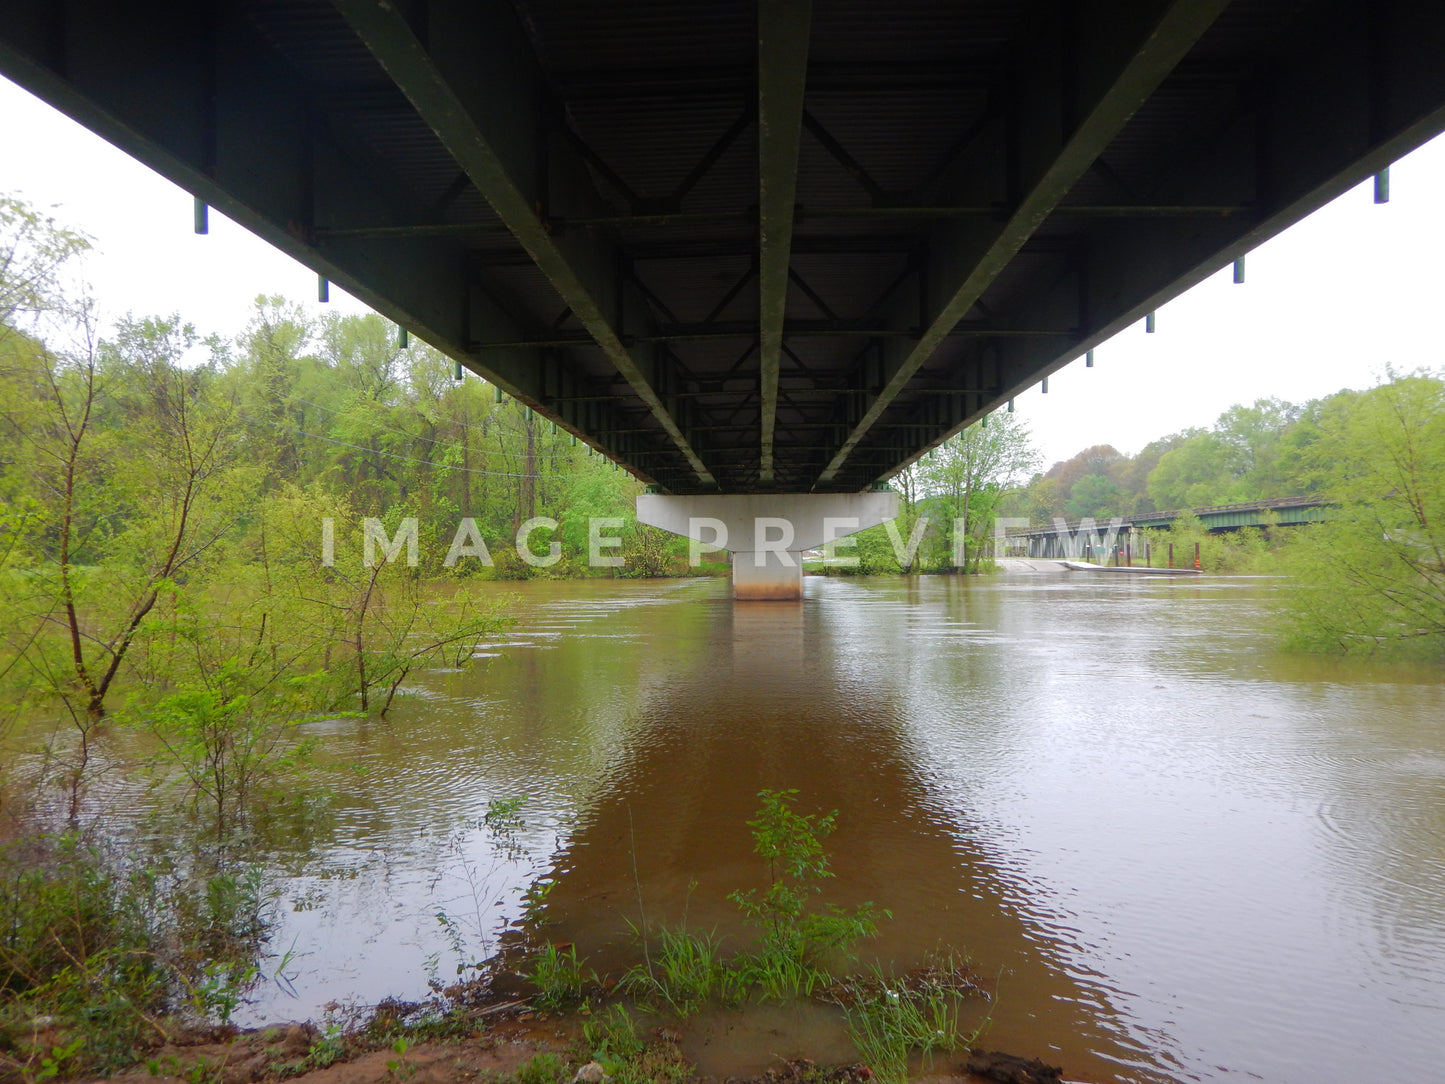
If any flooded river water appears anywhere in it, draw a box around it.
[242,570,1443,1083]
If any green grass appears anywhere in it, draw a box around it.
[834,960,987,1084]
[0,828,277,1078]
[582,1003,645,1063]
[582,1006,689,1084]
[622,925,733,1015]
[514,1051,569,1084]
[528,942,591,1010]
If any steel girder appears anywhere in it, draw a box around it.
[3,1,1445,493]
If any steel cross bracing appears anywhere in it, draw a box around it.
[3,0,1445,494]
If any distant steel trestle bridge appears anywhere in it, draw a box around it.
[1006,497,1332,560]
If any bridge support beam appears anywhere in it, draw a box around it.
[637,492,899,600]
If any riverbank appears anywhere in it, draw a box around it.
[0,767,1052,1084]
[79,996,1070,1084]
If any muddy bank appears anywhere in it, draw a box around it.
[71,989,1074,1084]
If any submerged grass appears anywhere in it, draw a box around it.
[605,793,993,1084]
[622,791,886,1013]
[831,957,989,1084]
[527,942,592,1011]
[0,784,985,1083]
[581,1003,646,1063]
[622,924,735,1015]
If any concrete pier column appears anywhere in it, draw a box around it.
[636,491,899,600]
[730,548,804,601]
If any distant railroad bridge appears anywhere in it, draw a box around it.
[1007,497,1331,559]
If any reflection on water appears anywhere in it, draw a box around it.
[234,572,1442,1084]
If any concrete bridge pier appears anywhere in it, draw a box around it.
[636,491,899,600]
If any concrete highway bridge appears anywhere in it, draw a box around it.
[1008,496,1332,559]
[2,1,1441,595]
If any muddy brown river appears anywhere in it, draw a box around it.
[235,570,1443,1083]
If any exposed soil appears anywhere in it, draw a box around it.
[70,1002,1076,1084]
[0,934,1078,1084]
[102,1018,571,1084]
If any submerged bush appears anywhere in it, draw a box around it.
[0,829,167,1075]
[0,821,275,1078]
[0,831,157,998]
[729,789,883,1000]
[624,789,885,1013]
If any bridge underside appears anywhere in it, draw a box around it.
[3,1,1444,494]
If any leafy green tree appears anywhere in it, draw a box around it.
[1044,444,1123,503]
[228,295,314,481]
[0,316,261,826]
[0,317,251,718]
[1110,433,1187,514]
[1280,371,1445,654]
[1146,429,1235,509]
[917,412,1039,572]
[1065,472,1125,520]
[0,194,90,337]
[881,462,929,573]
[1003,473,1064,529]
[1213,397,1300,494]
[1272,390,1355,496]
[1146,399,1305,510]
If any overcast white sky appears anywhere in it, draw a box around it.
[3,74,1442,468]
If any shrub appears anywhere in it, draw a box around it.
[729,790,883,999]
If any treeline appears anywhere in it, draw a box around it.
[1,295,677,579]
[3,205,683,592]
[224,297,685,574]
[842,387,1406,576]
[1013,395,1360,523]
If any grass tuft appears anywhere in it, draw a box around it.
[622,924,733,1015]
[528,942,591,1011]
[833,958,987,1084]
